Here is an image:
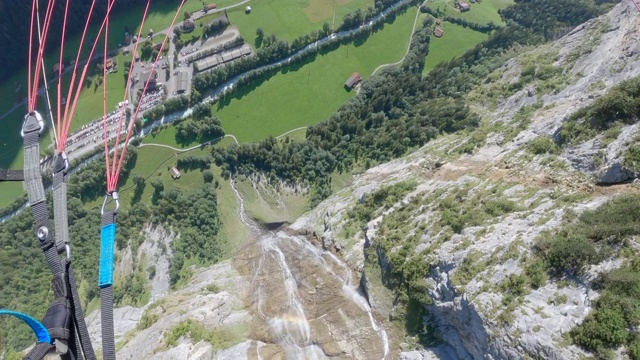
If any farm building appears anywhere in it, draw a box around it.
[203,3,217,12]
[344,72,362,89]
[138,69,157,90]
[458,0,470,12]
[105,58,115,69]
[195,45,252,72]
[195,55,223,72]
[171,167,181,179]
[434,27,444,38]
[176,71,189,94]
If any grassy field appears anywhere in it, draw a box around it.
[227,0,375,42]
[423,20,489,74]
[214,8,416,143]
[422,0,513,25]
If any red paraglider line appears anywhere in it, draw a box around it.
[109,0,188,192]
[106,0,154,192]
[107,0,186,192]
[103,0,114,191]
[27,0,37,113]
[30,0,57,111]
[632,0,640,13]
[57,0,71,143]
[59,0,116,152]
[58,0,99,152]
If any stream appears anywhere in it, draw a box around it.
[231,179,391,359]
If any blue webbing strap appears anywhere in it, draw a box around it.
[100,211,116,360]
[0,309,51,344]
[99,223,116,288]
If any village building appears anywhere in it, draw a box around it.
[434,26,444,38]
[458,0,470,12]
[176,71,189,94]
[194,45,252,72]
[105,58,115,70]
[138,69,157,91]
[171,167,181,179]
[203,3,217,12]
[344,72,362,89]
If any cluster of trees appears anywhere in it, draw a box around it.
[203,16,230,37]
[174,104,224,145]
[560,75,640,145]
[532,194,640,358]
[151,185,223,285]
[499,0,617,40]
[175,116,224,145]
[176,156,213,171]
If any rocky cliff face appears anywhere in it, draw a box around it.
[80,2,640,359]
[292,1,640,358]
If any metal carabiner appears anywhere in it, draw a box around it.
[101,191,120,215]
[20,111,45,137]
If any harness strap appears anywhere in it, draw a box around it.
[99,210,117,360]
[24,342,55,360]
[0,169,24,181]
[53,166,70,252]
[22,114,96,360]
[69,263,96,360]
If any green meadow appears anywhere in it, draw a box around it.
[227,0,375,42]
[423,20,489,74]
[422,0,513,25]
[214,9,416,143]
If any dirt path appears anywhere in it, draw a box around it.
[370,0,428,76]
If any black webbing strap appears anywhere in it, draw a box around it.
[68,263,96,360]
[22,116,96,360]
[53,154,96,360]
[0,169,24,181]
[100,211,116,360]
[23,342,55,360]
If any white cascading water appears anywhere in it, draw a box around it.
[232,179,390,359]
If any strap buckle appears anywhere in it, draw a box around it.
[101,191,120,215]
[21,111,45,137]
[53,151,69,175]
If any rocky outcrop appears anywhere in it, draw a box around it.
[289,2,640,358]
